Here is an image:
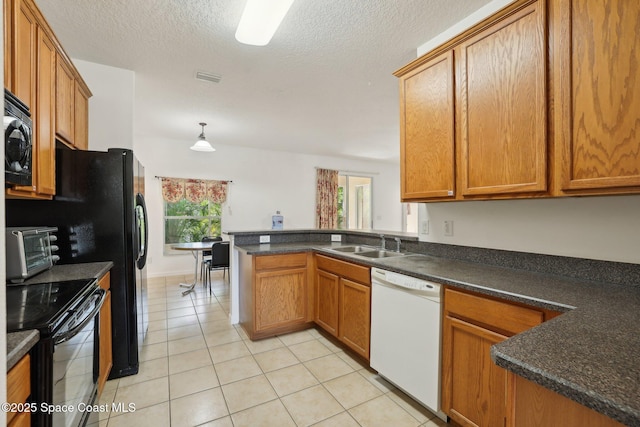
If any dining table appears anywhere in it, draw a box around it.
[170,242,214,295]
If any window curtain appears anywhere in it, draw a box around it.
[315,168,339,229]
[160,177,229,203]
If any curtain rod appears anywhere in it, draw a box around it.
[314,167,379,176]
[154,175,233,183]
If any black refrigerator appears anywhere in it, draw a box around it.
[6,147,149,379]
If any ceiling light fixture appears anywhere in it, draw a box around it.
[190,122,215,152]
[235,0,295,46]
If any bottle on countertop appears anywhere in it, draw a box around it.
[272,211,283,230]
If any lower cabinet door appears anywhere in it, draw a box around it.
[442,315,508,427]
[255,267,307,333]
[507,373,626,427]
[315,269,340,336]
[338,278,371,360]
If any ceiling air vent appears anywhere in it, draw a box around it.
[195,71,222,84]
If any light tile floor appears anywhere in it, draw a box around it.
[98,273,451,427]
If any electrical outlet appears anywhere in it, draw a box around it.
[444,220,454,237]
[331,234,342,242]
[421,220,429,235]
[259,235,270,243]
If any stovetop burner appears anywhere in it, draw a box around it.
[6,279,97,334]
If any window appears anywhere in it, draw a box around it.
[338,175,372,230]
[164,199,221,252]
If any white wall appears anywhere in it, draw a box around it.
[138,138,401,276]
[74,60,135,151]
[418,197,640,264]
[78,61,403,277]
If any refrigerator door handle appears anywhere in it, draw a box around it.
[135,193,149,269]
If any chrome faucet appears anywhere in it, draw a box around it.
[394,237,401,252]
[380,234,386,250]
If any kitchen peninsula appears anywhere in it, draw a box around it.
[228,229,640,426]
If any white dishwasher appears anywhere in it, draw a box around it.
[370,267,446,421]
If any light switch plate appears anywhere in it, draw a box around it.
[331,234,342,242]
[259,235,270,243]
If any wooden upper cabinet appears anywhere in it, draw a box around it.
[457,1,547,197]
[74,81,91,150]
[5,0,56,198]
[55,53,92,150]
[554,0,640,193]
[11,0,37,111]
[34,27,56,196]
[56,54,75,145]
[399,51,455,200]
[5,0,92,199]
[4,0,13,88]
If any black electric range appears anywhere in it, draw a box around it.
[6,278,104,427]
[7,279,98,334]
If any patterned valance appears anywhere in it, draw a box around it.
[160,177,228,204]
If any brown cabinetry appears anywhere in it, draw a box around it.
[6,0,36,110]
[7,354,31,427]
[315,269,339,335]
[553,0,640,194]
[5,0,56,199]
[55,53,74,144]
[240,252,313,340]
[507,373,625,427]
[55,54,91,149]
[4,0,92,199]
[442,287,553,427]
[396,0,547,202]
[397,0,640,201]
[399,51,455,200]
[33,26,56,196]
[98,272,112,396]
[457,2,547,197]
[74,81,90,150]
[315,254,371,360]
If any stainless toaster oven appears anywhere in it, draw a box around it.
[6,226,59,283]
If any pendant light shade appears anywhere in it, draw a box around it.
[190,122,215,152]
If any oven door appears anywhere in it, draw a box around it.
[52,288,106,427]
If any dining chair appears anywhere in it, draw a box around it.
[200,236,222,282]
[204,241,230,294]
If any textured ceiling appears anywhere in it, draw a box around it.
[35,0,492,162]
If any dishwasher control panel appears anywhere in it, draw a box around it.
[371,268,441,295]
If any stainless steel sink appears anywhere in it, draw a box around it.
[356,250,406,259]
[330,245,376,253]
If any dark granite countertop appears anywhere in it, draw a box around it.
[235,241,640,426]
[18,262,114,284]
[7,330,39,371]
[6,262,113,372]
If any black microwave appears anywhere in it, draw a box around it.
[4,89,32,186]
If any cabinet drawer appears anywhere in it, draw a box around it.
[444,288,543,336]
[255,252,307,270]
[316,254,370,285]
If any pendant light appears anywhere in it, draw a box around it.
[190,122,215,152]
[235,0,295,46]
